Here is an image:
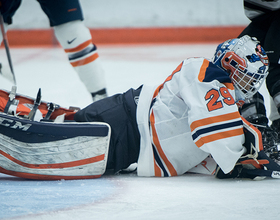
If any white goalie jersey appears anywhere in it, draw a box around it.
[136,58,246,177]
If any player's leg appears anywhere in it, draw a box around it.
[238,13,269,126]
[0,115,111,180]
[238,13,280,161]
[54,20,107,101]
[260,11,280,162]
[0,0,21,77]
[0,0,21,26]
[1,0,21,43]
[264,11,280,135]
[74,86,142,173]
[267,64,280,130]
[238,16,270,126]
[37,0,107,101]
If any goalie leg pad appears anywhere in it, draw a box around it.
[0,113,111,180]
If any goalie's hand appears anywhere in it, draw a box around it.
[215,117,280,180]
[216,150,280,180]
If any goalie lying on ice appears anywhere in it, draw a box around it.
[0,35,280,180]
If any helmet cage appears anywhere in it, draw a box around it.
[213,35,269,99]
[230,68,263,99]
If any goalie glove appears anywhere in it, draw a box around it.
[215,117,280,180]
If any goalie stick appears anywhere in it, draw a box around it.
[0,12,17,85]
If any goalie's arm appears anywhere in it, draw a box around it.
[216,118,280,179]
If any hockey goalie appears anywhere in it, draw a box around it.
[1,35,280,181]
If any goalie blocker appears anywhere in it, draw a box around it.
[0,89,111,180]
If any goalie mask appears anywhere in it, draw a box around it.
[212,35,269,100]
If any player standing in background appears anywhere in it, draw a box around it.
[237,0,280,162]
[0,0,107,102]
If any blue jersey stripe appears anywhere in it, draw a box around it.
[192,120,243,141]
[203,62,232,84]
[152,144,169,177]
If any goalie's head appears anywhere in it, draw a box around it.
[212,35,269,99]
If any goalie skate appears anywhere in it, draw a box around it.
[0,112,111,180]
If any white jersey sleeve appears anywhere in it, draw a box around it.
[180,58,245,174]
[137,58,246,177]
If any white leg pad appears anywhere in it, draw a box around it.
[0,114,111,180]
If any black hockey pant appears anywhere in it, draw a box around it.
[74,86,142,173]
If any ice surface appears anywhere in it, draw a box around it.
[0,44,278,220]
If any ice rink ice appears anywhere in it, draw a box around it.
[0,44,279,220]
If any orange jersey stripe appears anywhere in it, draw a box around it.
[190,111,241,132]
[70,53,99,67]
[198,59,209,82]
[197,59,234,90]
[64,39,92,53]
[241,116,263,151]
[150,111,177,176]
[0,149,105,169]
[153,62,183,98]
[195,127,244,148]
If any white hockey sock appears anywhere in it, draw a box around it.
[53,20,107,98]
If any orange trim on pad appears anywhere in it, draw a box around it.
[0,149,105,169]
[0,166,102,180]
